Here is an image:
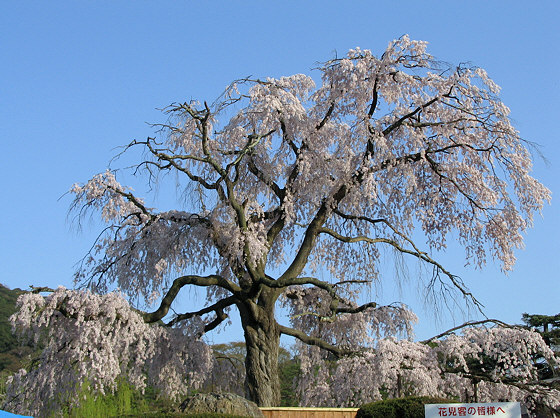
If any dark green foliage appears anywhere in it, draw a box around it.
[0,285,35,406]
[279,356,300,406]
[208,342,246,396]
[120,414,249,418]
[0,283,39,408]
[521,313,560,380]
[58,378,185,417]
[357,396,457,418]
[180,414,249,418]
[0,345,34,374]
[522,313,560,347]
[0,284,25,354]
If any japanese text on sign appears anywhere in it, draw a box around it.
[425,402,521,418]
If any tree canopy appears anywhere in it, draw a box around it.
[3,36,554,414]
[522,313,560,347]
[521,312,560,381]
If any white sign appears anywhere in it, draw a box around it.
[425,402,521,417]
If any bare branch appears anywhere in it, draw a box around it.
[247,157,284,199]
[142,138,228,201]
[167,297,237,337]
[382,96,440,137]
[367,77,379,118]
[316,101,335,130]
[336,301,378,315]
[278,324,351,358]
[203,308,230,333]
[166,295,238,327]
[143,275,240,323]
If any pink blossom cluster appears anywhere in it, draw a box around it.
[3,288,212,417]
[294,321,559,412]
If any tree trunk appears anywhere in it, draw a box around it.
[239,289,281,407]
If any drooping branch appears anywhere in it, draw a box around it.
[332,210,434,264]
[424,153,491,212]
[277,95,469,285]
[318,226,397,245]
[366,140,471,180]
[106,185,154,220]
[420,318,514,344]
[278,149,429,285]
[318,226,483,309]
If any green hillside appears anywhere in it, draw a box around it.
[0,284,33,373]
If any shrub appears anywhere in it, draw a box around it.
[120,414,248,418]
[357,396,458,418]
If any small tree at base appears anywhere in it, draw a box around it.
[6,36,552,408]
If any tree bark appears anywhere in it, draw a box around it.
[239,288,281,407]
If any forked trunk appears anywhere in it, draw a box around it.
[239,290,281,406]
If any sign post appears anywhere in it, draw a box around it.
[425,402,522,417]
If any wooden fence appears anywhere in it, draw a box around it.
[260,407,359,418]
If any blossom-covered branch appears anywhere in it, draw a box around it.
[4,288,213,416]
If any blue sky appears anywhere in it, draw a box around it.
[1,1,559,343]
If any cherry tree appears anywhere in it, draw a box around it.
[11,36,551,407]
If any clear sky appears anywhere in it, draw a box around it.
[1,1,559,344]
